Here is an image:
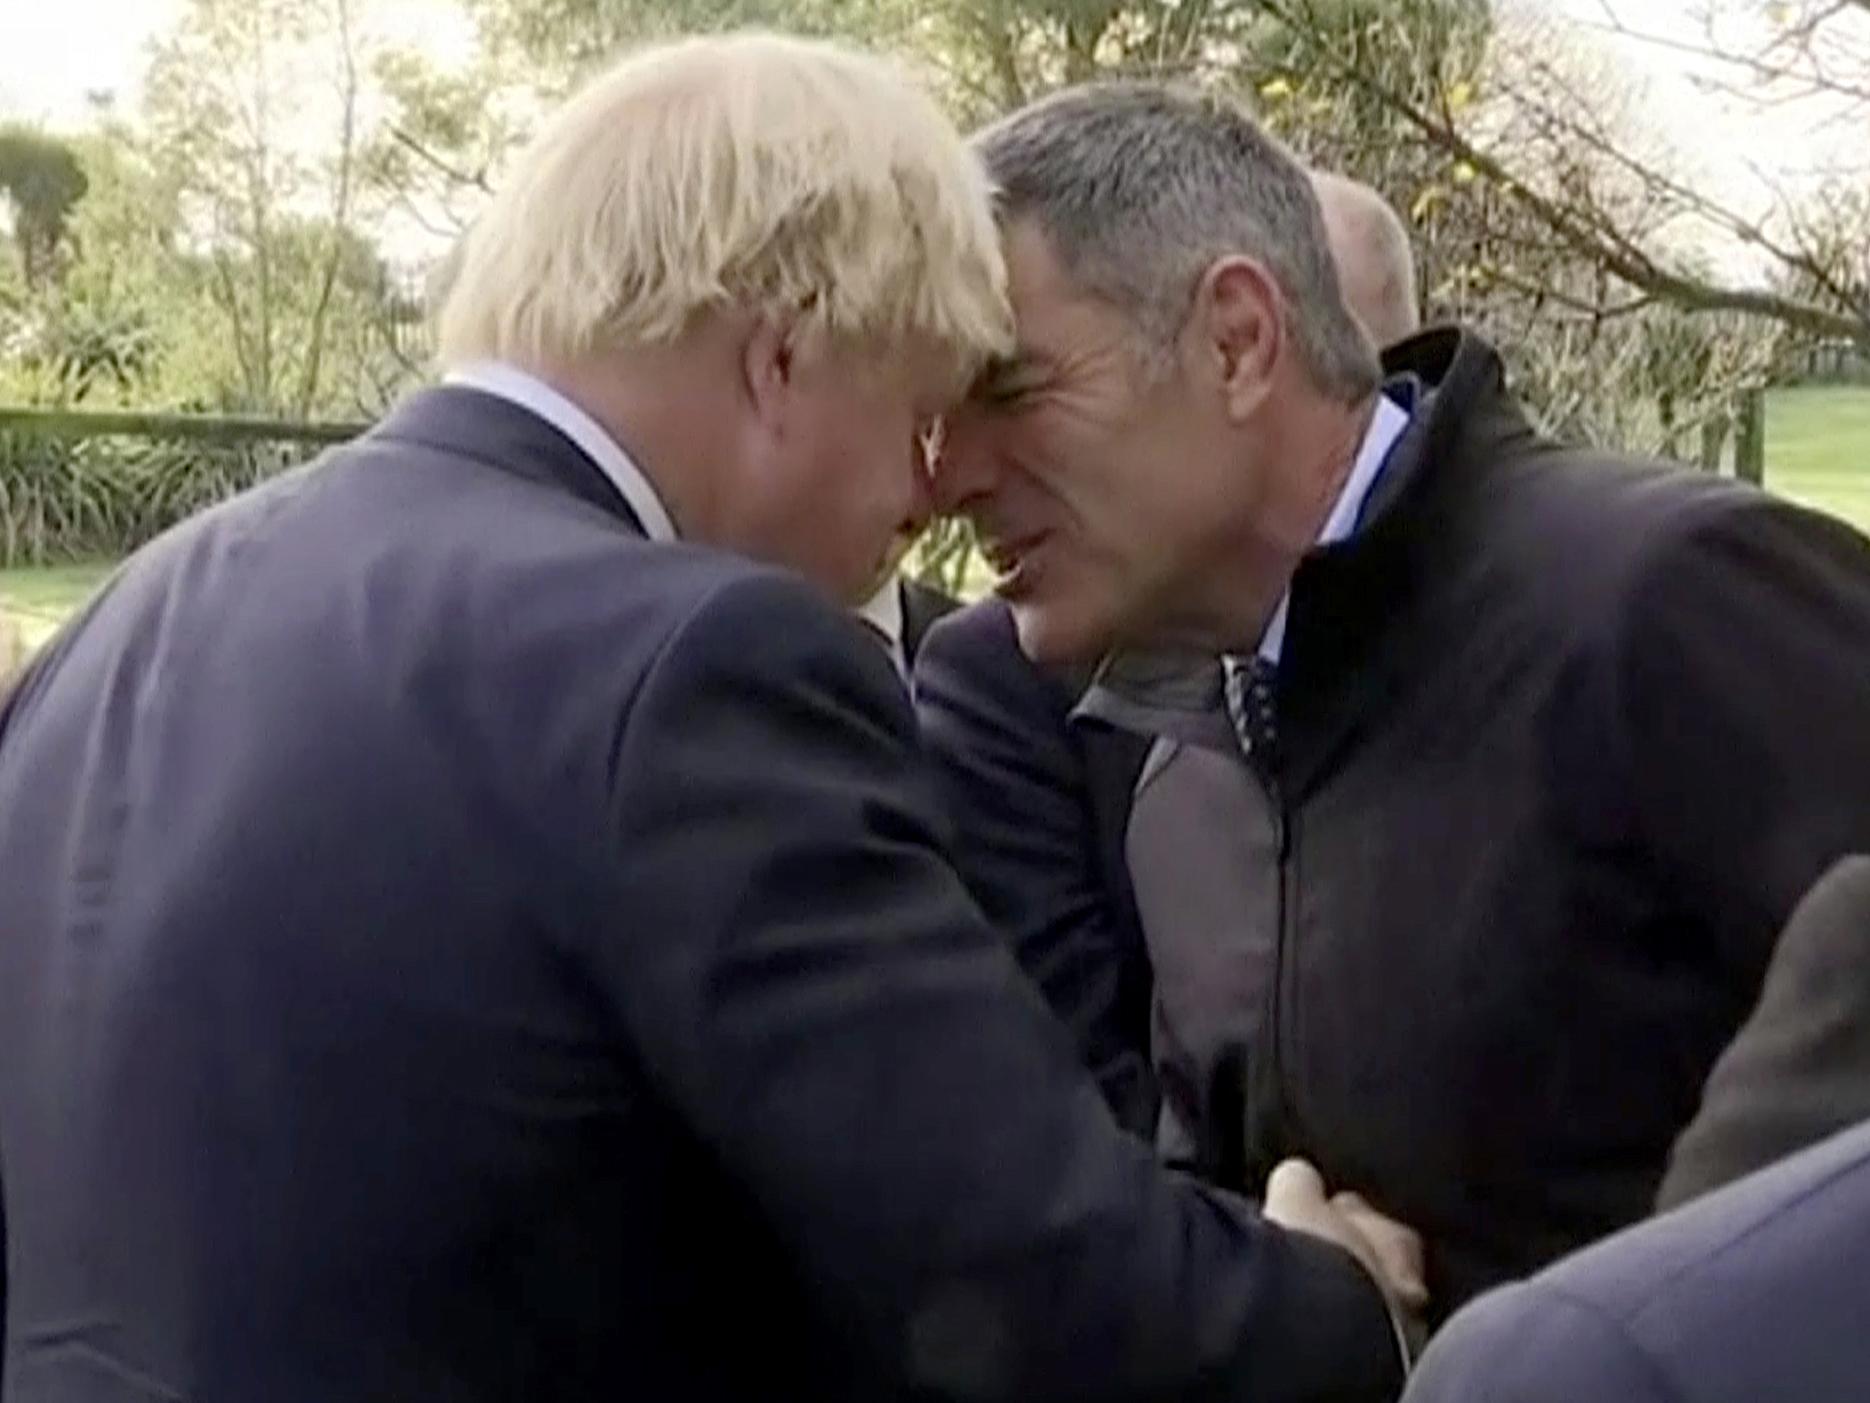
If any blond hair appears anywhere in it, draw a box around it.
[437,33,1011,386]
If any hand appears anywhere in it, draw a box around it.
[1263,1158,1428,1317]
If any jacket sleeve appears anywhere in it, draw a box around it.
[600,571,1403,1403]
[1619,496,1870,984]
[913,599,1157,1137]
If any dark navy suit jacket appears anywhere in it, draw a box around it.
[0,386,1401,1402]
[1404,1116,1870,1403]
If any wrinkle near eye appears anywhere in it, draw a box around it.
[972,351,1048,407]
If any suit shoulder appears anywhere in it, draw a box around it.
[915,596,1084,732]
[619,562,911,757]
[1406,1277,1673,1403]
[1756,854,1870,983]
[1475,1124,1870,1402]
[648,562,887,676]
[1805,855,1870,914]
[307,435,822,662]
[921,595,1020,661]
[1555,1119,1870,1306]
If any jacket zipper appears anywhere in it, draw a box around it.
[1259,765,1292,1168]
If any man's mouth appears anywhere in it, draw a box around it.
[982,531,1051,592]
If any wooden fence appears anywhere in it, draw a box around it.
[0,384,1776,573]
[0,407,370,445]
[0,407,373,567]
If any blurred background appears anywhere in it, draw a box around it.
[2,0,1867,657]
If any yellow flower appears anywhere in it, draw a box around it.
[1260,77,1293,101]
[1452,161,1477,184]
[1446,80,1474,112]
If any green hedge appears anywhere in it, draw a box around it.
[0,431,315,566]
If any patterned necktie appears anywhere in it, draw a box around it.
[1222,653,1279,771]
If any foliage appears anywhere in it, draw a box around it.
[138,0,419,417]
[0,430,306,567]
[0,126,90,291]
[7,0,1862,593]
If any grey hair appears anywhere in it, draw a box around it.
[974,83,1381,402]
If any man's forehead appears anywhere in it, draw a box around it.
[1003,219,1080,309]
[1000,219,1141,349]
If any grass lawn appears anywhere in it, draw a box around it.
[0,561,115,652]
[1765,384,1870,537]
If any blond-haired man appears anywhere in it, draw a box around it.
[0,36,1417,1403]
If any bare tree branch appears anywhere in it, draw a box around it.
[1258,0,1870,346]
[1582,4,1870,106]
[1499,46,1869,318]
[384,124,493,196]
[298,0,360,420]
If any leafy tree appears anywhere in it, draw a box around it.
[0,126,89,291]
[142,0,387,416]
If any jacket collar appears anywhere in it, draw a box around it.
[369,384,653,537]
[1074,326,1533,792]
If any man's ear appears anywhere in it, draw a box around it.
[741,314,797,428]
[1188,255,1285,423]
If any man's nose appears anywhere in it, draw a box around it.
[929,408,1001,518]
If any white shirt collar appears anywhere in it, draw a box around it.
[443,361,678,545]
[855,575,909,681]
[1254,391,1412,665]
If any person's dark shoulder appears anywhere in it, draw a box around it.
[1476,439,1869,658]
[1480,440,1747,583]
[920,594,1020,664]
[307,430,814,686]
[630,561,911,719]
[915,596,1082,723]
[261,435,896,795]
[487,531,912,801]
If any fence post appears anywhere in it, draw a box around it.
[1734,387,1766,485]
[1697,406,1730,473]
